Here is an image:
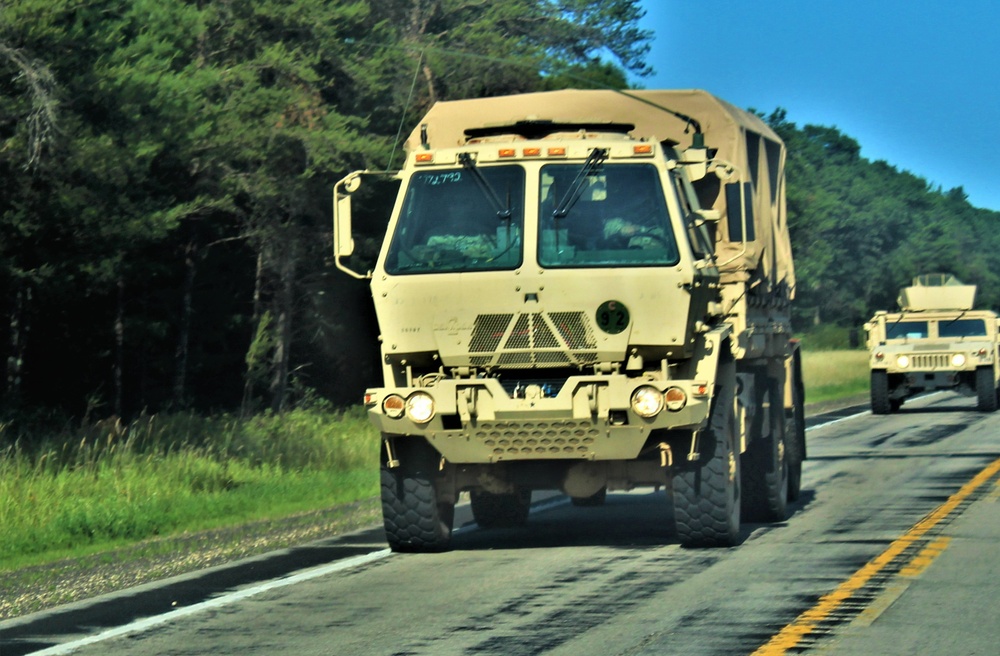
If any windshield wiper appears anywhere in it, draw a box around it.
[552,148,609,219]
[458,153,512,220]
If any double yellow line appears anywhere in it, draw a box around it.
[753,455,1000,655]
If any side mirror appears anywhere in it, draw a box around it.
[333,171,369,280]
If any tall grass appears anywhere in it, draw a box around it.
[0,407,380,570]
[801,348,870,404]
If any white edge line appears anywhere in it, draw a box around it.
[29,549,392,655]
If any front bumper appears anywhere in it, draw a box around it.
[365,375,712,464]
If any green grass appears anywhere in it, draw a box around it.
[0,407,380,571]
[0,350,870,571]
[801,348,870,405]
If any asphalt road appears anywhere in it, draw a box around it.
[4,392,1000,655]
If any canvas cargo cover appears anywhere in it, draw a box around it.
[405,89,795,294]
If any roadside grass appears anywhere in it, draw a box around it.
[0,407,380,572]
[0,349,870,572]
[801,348,870,405]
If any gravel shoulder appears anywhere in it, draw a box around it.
[0,498,381,620]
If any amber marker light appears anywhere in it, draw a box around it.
[414,152,434,164]
[633,144,654,155]
[523,147,541,157]
[498,148,516,158]
[382,394,406,419]
[547,147,566,156]
[664,386,687,412]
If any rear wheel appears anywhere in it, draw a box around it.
[380,438,454,552]
[741,375,789,523]
[786,353,806,502]
[975,367,998,412]
[871,370,892,415]
[470,490,532,528]
[672,354,740,548]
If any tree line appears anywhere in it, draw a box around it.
[3,1,998,421]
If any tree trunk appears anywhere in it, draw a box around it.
[173,241,197,408]
[241,250,265,417]
[269,240,297,413]
[113,275,125,417]
[5,283,29,405]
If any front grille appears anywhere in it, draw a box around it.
[468,311,598,368]
[470,420,601,457]
[910,353,951,369]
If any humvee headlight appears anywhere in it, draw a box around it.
[631,386,664,418]
[664,386,688,412]
[951,353,967,367]
[896,355,910,368]
[382,394,406,419]
[405,392,435,424]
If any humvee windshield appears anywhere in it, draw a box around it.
[886,321,928,339]
[938,319,988,338]
[537,164,680,268]
[385,166,524,274]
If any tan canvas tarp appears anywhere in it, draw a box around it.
[406,89,795,295]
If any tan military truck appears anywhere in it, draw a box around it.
[333,89,805,551]
[865,274,1000,414]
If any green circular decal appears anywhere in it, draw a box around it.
[596,300,629,334]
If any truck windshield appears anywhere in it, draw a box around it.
[938,319,988,338]
[537,163,680,268]
[385,166,524,274]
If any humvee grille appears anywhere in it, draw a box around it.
[910,353,951,369]
[468,311,598,368]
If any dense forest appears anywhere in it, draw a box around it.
[2,1,999,420]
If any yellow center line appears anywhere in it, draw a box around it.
[752,456,1000,656]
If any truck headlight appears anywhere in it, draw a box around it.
[896,355,910,368]
[951,353,967,367]
[631,386,664,418]
[383,394,406,419]
[405,392,435,424]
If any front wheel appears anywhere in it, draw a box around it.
[380,438,455,552]
[672,355,741,548]
[871,370,892,415]
[975,367,998,412]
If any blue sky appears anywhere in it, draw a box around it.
[635,0,1000,211]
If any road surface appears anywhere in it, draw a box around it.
[3,392,999,655]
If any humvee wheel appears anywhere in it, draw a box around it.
[470,490,532,528]
[871,370,892,415]
[975,367,998,412]
[380,438,454,552]
[742,377,789,523]
[672,357,741,548]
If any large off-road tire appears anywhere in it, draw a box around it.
[672,355,741,548]
[871,370,892,415]
[380,438,454,552]
[975,367,998,412]
[741,375,789,523]
[470,490,532,528]
[786,353,806,502]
